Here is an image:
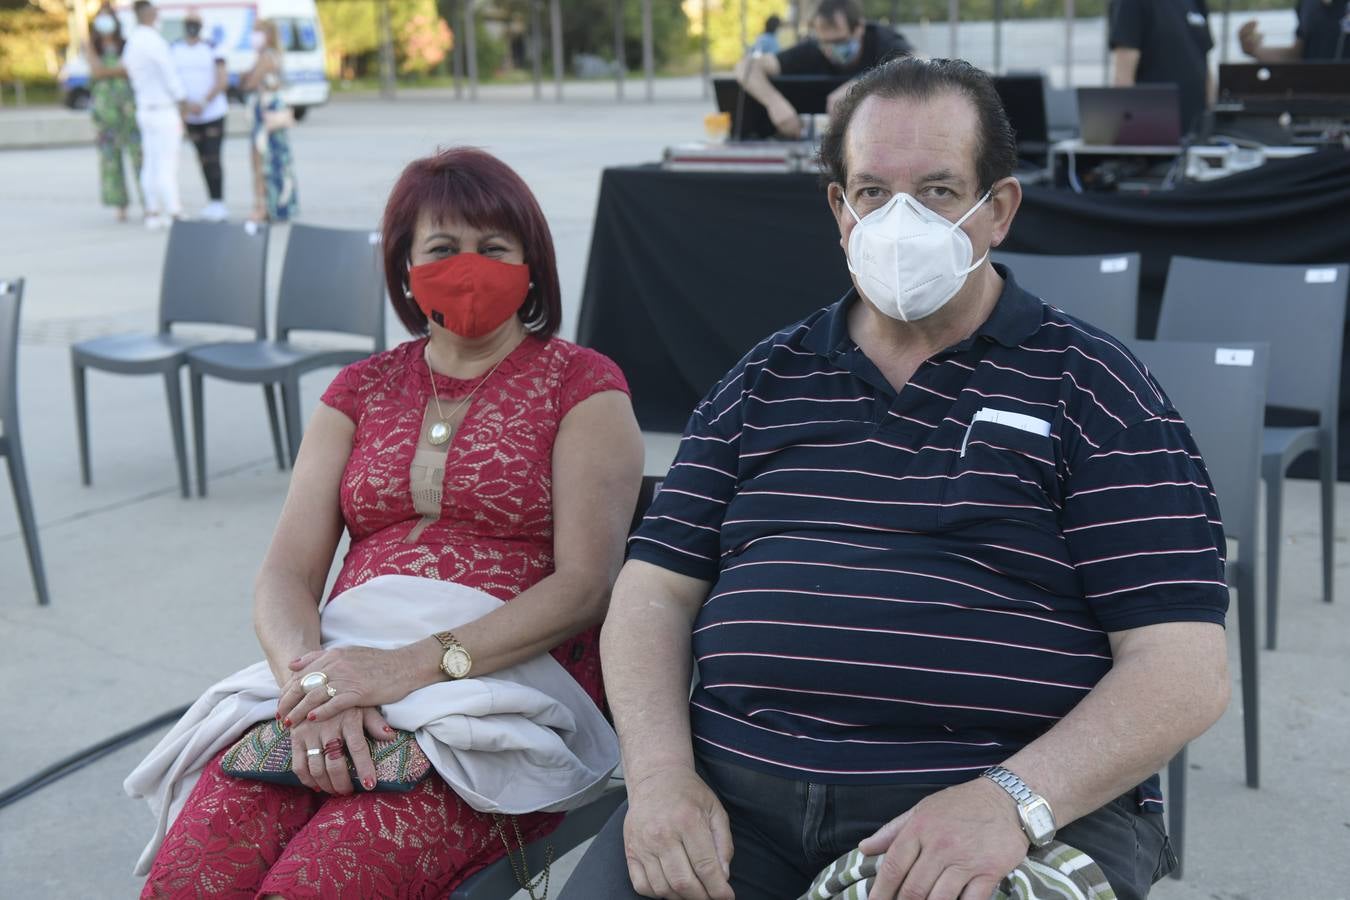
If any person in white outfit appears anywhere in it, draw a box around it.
[172,12,230,221]
[121,0,194,229]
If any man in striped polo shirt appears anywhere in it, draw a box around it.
[564,57,1229,900]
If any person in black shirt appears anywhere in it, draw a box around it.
[1109,0,1214,136]
[1239,0,1350,61]
[735,0,911,139]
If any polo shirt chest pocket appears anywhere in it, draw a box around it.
[941,417,1060,532]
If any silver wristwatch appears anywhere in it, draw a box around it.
[981,765,1057,847]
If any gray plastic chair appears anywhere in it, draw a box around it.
[450,475,665,900]
[1127,338,1268,875]
[1157,256,1348,650]
[185,224,386,495]
[993,251,1140,339]
[71,220,270,499]
[1,279,50,606]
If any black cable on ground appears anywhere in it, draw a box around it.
[0,704,189,812]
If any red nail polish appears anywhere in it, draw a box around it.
[383,726,393,734]
[283,718,292,727]
[307,713,316,721]
[363,778,375,790]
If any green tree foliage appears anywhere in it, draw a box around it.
[488,0,690,69]
[694,0,790,68]
[0,5,66,82]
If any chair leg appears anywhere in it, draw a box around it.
[191,370,208,498]
[1167,748,1186,880]
[164,370,191,500]
[1236,562,1259,789]
[72,360,91,486]
[1319,433,1335,605]
[5,443,51,605]
[263,384,286,471]
[1262,462,1284,650]
[281,377,303,466]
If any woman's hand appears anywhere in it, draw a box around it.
[287,706,394,793]
[277,644,423,727]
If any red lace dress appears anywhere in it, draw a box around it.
[141,335,629,900]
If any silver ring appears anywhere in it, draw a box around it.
[306,747,322,757]
[325,684,338,699]
[300,671,328,692]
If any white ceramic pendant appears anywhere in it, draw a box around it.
[428,420,452,446]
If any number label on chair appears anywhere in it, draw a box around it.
[1099,257,1130,274]
[1214,347,1255,367]
[1305,268,1338,284]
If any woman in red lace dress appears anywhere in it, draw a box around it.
[140,147,643,899]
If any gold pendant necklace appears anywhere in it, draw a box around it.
[425,344,508,447]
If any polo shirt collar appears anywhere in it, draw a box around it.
[801,262,1042,359]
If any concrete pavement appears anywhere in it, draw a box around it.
[0,82,1347,898]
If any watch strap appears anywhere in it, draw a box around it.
[982,765,1036,805]
[432,630,457,651]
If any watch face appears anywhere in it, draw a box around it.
[443,647,471,679]
[1022,799,1056,844]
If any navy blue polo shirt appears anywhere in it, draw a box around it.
[629,266,1228,811]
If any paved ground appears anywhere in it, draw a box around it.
[1,81,1347,898]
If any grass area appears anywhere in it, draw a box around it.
[0,80,64,109]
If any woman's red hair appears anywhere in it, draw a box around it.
[381,147,562,336]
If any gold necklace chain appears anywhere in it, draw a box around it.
[424,344,508,447]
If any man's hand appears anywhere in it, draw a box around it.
[826,82,851,116]
[623,766,735,900]
[859,778,1029,900]
[1238,19,1263,56]
[769,98,803,139]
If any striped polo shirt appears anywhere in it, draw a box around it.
[629,265,1228,810]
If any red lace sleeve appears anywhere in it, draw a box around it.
[559,346,630,419]
[320,358,368,423]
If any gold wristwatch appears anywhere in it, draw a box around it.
[433,631,473,680]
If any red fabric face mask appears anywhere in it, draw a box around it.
[408,253,531,339]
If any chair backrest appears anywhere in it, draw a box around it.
[159,220,269,336]
[0,278,21,434]
[994,251,1141,339]
[275,224,387,350]
[1125,339,1268,548]
[1043,85,1080,139]
[1157,256,1348,424]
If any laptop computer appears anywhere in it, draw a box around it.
[994,74,1050,154]
[713,75,850,141]
[1076,85,1182,146]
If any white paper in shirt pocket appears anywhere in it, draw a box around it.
[960,407,1053,457]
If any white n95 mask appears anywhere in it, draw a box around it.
[842,189,992,322]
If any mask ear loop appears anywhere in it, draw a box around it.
[950,187,995,277]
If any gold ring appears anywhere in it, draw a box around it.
[300,671,328,692]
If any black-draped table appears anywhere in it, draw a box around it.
[577,153,1350,472]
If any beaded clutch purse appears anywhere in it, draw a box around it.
[220,718,432,792]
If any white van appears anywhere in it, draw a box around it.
[60,0,329,119]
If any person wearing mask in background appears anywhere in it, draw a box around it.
[85,5,143,223]
[240,20,298,223]
[751,14,783,55]
[172,11,230,222]
[1238,0,1350,62]
[1109,0,1215,136]
[121,0,195,230]
[735,0,912,139]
